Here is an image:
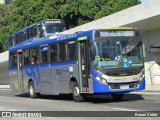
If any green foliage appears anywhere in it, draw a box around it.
[0,0,141,52]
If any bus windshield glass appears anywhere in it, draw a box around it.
[94,38,144,69]
[45,23,66,34]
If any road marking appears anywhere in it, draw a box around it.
[113,107,137,111]
[8,109,17,111]
[131,92,160,95]
[28,99,53,102]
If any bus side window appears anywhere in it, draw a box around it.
[68,40,76,61]
[40,45,48,63]
[30,47,39,65]
[59,42,67,61]
[23,31,27,40]
[27,29,30,38]
[50,44,58,62]
[33,26,37,36]
[24,49,30,66]
[10,51,17,68]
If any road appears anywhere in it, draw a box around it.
[0,90,160,120]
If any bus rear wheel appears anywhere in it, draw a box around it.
[28,81,38,99]
[72,82,84,102]
[111,93,124,101]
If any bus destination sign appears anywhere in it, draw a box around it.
[45,20,62,24]
[95,30,138,38]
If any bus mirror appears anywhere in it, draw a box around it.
[77,36,88,41]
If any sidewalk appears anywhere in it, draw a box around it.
[142,85,160,93]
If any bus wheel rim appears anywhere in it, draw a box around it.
[73,87,80,96]
[30,86,34,96]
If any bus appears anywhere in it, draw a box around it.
[9,27,145,102]
[8,19,66,47]
[0,42,2,51]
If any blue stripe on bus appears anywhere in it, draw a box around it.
[9,61,77,70]
[9,67,17,70]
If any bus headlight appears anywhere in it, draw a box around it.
[139,74,145,82]
[95,76,107,84]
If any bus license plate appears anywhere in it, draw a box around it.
[120,85,129,89]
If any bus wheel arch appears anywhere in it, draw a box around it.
[28,79,38,99]
[69,77,84,102]
[69,77,77,93]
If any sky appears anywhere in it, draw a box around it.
[140,0,149,3]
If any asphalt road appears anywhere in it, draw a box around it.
[0,90,160,120]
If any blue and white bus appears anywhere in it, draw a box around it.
[9,27,145,102]
[8,19,66,47]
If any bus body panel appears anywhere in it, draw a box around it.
[37,62,80,95]
[92,77,145,93]
[9,27,145,98]
[10,62,81,95]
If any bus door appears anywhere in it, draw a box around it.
[78,36,90,92]
[17,49,24,92]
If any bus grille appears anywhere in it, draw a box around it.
[108,82,138,89]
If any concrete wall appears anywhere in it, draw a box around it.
[141,28,160,85]
[0,61,9,85]
[0,51,9,85]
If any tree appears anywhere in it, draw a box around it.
[0,0,141,52]
[94,0,141,19]
[0,4,11,52]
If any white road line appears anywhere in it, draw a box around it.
[131,92,160,95]
[8,109,17,111]
[113,107,138,111]
[28,99,53,102]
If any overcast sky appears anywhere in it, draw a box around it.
[141,0,149,3]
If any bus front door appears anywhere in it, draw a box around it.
[17,50,24,92]
[78,39,89,92]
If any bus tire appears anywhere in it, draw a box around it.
[72,82,84,102]
[28,81,38,99]
[111,93,124,101]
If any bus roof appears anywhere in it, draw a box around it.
[9,27,139,51]
[8,19,64,38]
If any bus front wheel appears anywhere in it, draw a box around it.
[111,93,124,101]
[28,81,38,99]
[72,82,84,102]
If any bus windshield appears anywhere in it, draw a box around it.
[94,38,144,69]
[44,23,66,34]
